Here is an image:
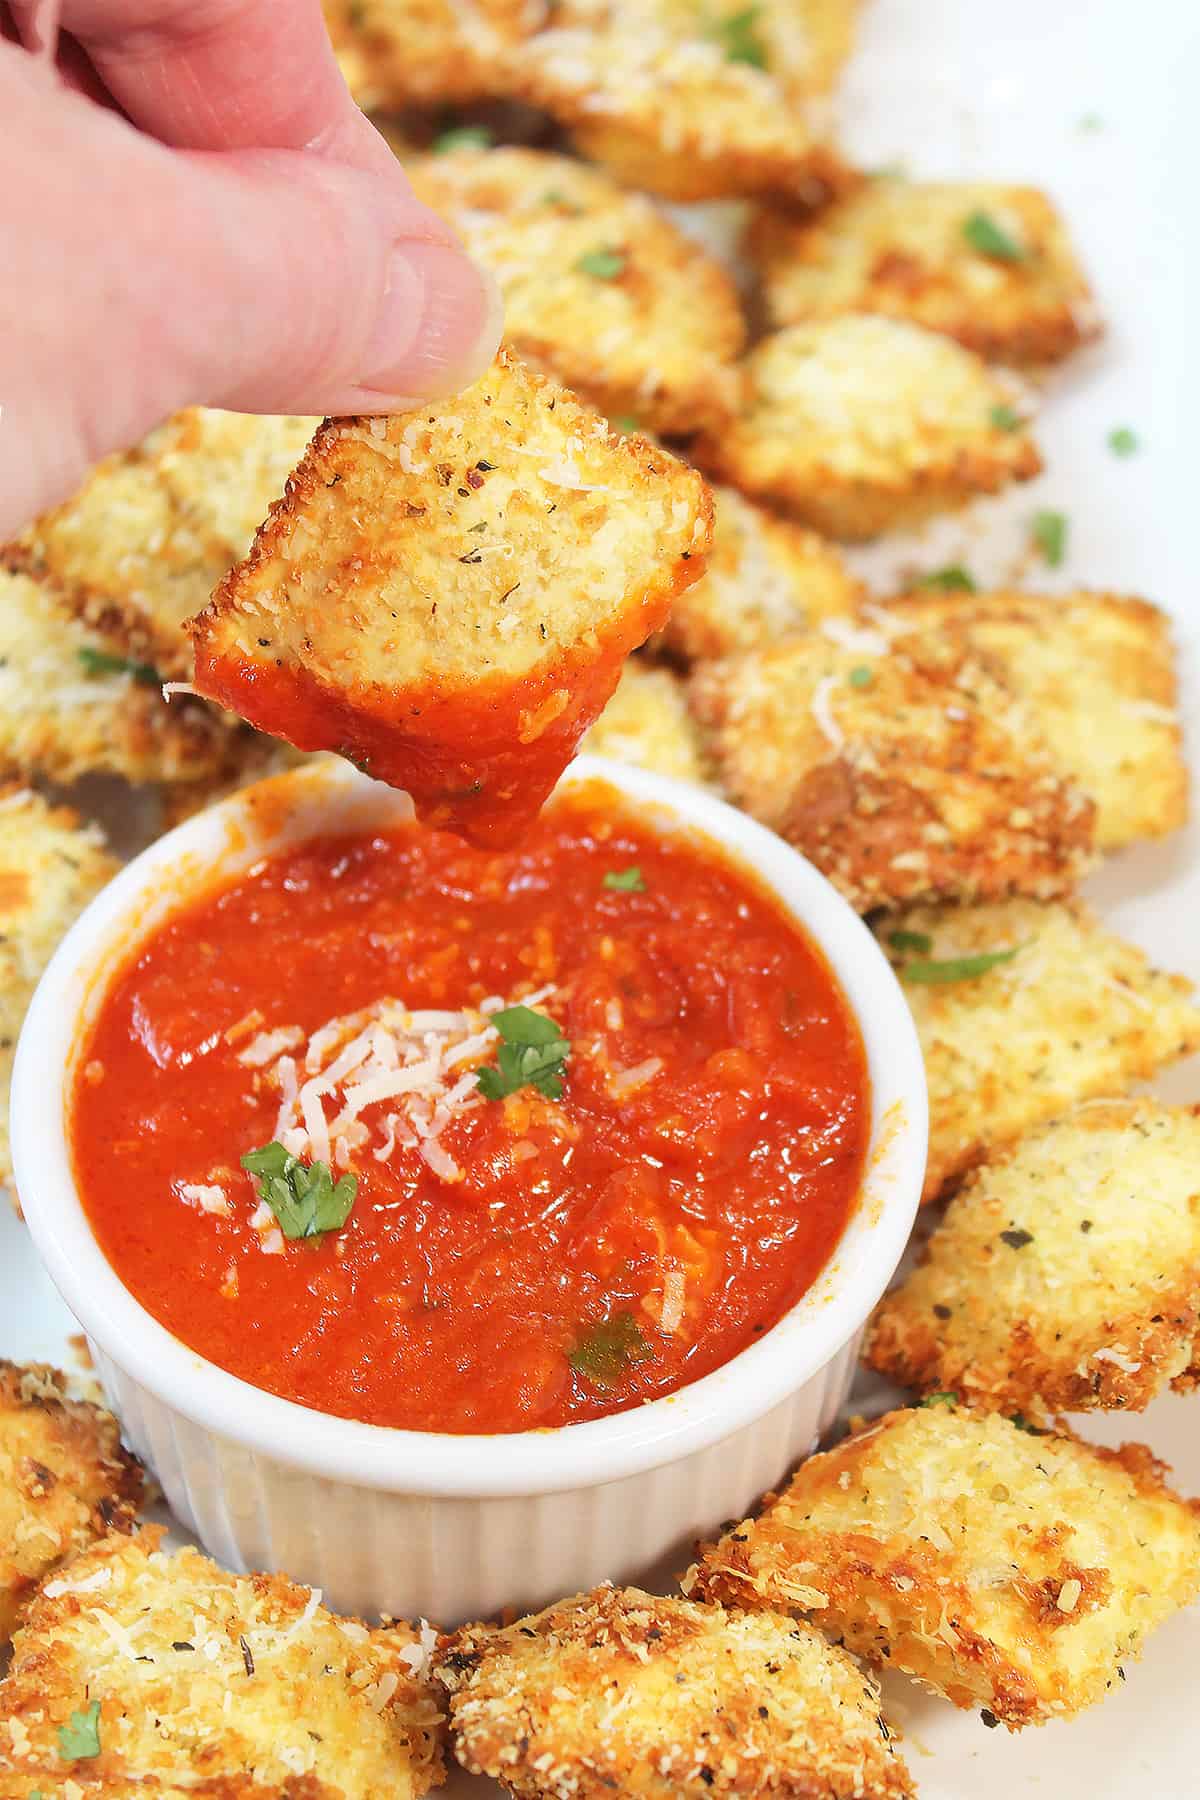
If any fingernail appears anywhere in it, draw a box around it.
[361,241,504,399]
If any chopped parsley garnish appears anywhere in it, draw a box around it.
[58,1701,102,1762]
[240,1142,358,1239]
[568,1311,652,1387]
[962,209,1025,261]
[603,866,646,892]
[77,646,160,685]
[847,665,873,689]
[576,247,627,280]
[919,564,976,593]
[999,1227,1034,1249]
[433,124,494,153]
[990,403,1022,432]
[1032,508,1068,567]
[898,945,1023,985]
[1078,112,1104,132]
[477,1005,570,1101]
[613,415,641,435]
[918,1391,958,1409]
[709,4,768,67]
[1010,1412,1048,1435]
[1108,425,1139,457]
[888,928,933,956]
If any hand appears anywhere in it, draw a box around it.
[0,0,503,537]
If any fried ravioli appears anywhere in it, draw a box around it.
[581,661,713,786]
[696,316,1041,538]
[0,1529,444,1797]
[326,0,544,107]
[874,898,1200,1200]
[867,1101,1200,1414]
[0,1365,142,1645]
[435,1584,913,1799]
[887,588,1187,850]
[689,631,1094,910]
[408,146,745,438]
[687,1405,1200,1728]
[748,178,1100,362]
[190,352,712,845]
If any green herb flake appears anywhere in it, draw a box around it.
[1078,112,1104,132]
[603,866,646,892]
[576,247,627,280]
[240,1142,358,1240]
[919,564,976,593]
[1108,426,1139,457]
[962,209,1026,261]
[1009,1412,1048,1435]
[568,1311,652,1387]
[999,1227,1034,1249]
[888,928,933,956]
[433,125,494,153]
[1032,509,1068,567]
[990,403,1023,432]
[58,1701,102,1762]
[709,4,768,67]
[77,646,160,685]
[899,944,1023,986]
[477,1005,571,1102]
[918,1391,958,1409]
[613,415,641,435]
[847,665,873,689]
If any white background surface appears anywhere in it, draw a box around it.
[4,3,1200,1794]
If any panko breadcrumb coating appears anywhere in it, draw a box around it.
[0,1365,142,1645]
[504,1,849,203]
[582,661,714,786]
[874,899,1200,1200]
[435,1584,913,1800]
[408,147,746,438]
[0,787,117,1194]
[695,316,1041,539]
[867,1100,1200,1415]
[689,630,1095,911]
[190,351,712,845]
[687,1405,1200,1729]
[0,1529,445,1797]
[0,568,231,787]
[748,178,1100,362]
[651,487,861,663]
[8,409,317,679]
[887,588,1187,851]
[326,0,545,108]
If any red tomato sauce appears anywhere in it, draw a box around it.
[71,786,870,1435]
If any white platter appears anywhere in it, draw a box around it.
[3,1,1198,1794]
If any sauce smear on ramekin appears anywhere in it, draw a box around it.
[71,786,869,1434]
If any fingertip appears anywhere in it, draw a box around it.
[357,241,505,404]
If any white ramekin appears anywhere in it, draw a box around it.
[12,756,925,1625]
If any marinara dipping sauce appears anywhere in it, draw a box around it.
[71,785,869,1434]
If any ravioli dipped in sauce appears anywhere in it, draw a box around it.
[71,787,869,1434]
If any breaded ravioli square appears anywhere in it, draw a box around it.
[868,1101,1200,1415]
[0,787,117,1194]
[0,569,231,787]
[0,1529,444,1797]
[8,409,317,679]
[874,899,1200,1200]
[696,316,1041,539]
[582,661,713,786]
[505,1,849,203]
[652,487,861,662]
[748,178,1100,362]
[190,352,713,845]
[687,1406,1200,1728]
[0,1365,142,1645]
[435,1585,913,1800]
[408,147,745,438]
[689,632,1094,910]
[326,0,544,107]
[888,588,1187,850]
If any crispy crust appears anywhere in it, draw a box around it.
[326,0,544,108]
[409,147,745,439]
[689,631,1095,911]
[0,1363,142,1644]
[695,316,1041,539]
[0,1529,445,1797]
[887,588,1187,850]
[686,1406,1200,1728]
[581,661,715,786]
[748,178,1101,362]
[872,898,1200,1200]
[435,1585,913,1799]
